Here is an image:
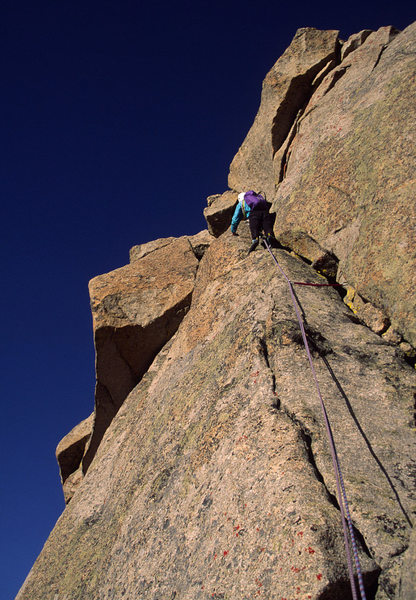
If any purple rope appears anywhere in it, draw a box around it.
[263,239,366,600]
[291,281,345,287]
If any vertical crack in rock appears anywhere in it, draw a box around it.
[370,28,400,71]
[277,109,303,183]
[320,65,351,97]
[257,336,277,395]
[271,74,318,155]
[273,377,374,561]
[371,44,389,71]
[277,58,353,182]
[258,330,382,599]
[320,352,414,529]
[272,64,342,182]
[272,378,382,599]
[274,59,353,182]
[228,28,340,197]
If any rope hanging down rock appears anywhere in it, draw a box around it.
[262,237,367,600]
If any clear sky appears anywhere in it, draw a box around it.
[1,1,414,597]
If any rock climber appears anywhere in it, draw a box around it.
[231,190,279,253]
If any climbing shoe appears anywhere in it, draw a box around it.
[263,234,280,249]
[248,238,259,254]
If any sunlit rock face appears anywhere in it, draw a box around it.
[228,28,340,200]
[19,23,416,600]
[270,24,416,350]
[83,235,204,474]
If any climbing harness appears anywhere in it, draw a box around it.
[262,237,367,600]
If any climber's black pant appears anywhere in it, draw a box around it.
[248,210,275,239]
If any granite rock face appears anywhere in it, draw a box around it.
[20,24,416,600]
[228,28,340,199]
[399,527,416,600]
[269,24,416,347]
[209,24,416,347]
[18,225,416,600]
[82,235,201,473]
[56,414,94,504]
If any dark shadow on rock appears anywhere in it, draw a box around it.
[315,567,380,600]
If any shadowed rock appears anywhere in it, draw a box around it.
[203,190,238,237]
[56,414,94,502]
[187,229,213,259]
[277,230,339,278]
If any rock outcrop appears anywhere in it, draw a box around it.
[228,28,340,199]
[56,414,94,504]
[271,24,416,350]
[215,24,416,349]
[19,23,416,600]
[204,190,239,237]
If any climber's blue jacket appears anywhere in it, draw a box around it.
[230,191,268,234]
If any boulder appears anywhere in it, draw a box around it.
[203,190,238,237]
[129,230,213,262]
[382,326,402,345]
[343,287,390,334]
[277,230,338,278]
[228,28,339,198]
[82,236,199,472]
[56,413,94,486]
[340,29,373,61]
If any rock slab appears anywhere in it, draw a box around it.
[17,229,416,600]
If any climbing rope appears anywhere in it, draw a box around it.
[291,281,345,287]
[262,238,367,600]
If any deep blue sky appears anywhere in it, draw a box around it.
[1,1,414,597]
